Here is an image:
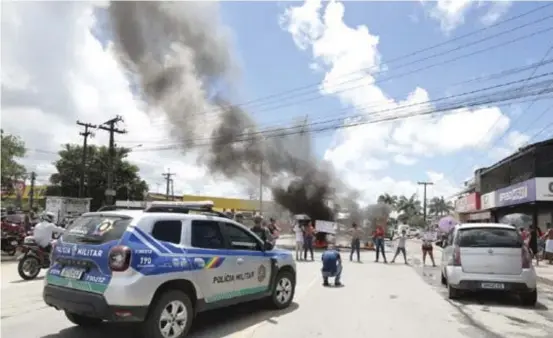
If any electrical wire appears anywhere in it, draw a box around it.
[446,44,553,179]
[132,77,553,152]
[118,58,553,145]
[141,11,553,128]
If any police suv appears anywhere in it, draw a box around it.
[43,201,296,338]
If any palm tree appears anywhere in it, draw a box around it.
[396,194,422,224]
[428,196,454,217]
[377,193,398,209]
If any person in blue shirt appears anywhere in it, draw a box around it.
[321,245,342,287]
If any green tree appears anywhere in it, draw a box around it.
[396,194,423,225]
[428,196,454,217]
[377,193,398,209]
[47,144,149,211]
[1,130,27,194]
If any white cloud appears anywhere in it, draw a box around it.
[279,0,514,202]
[423,0,512,33]
[1,1,251,198]
[393,154,417,166]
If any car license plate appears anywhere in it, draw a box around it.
[60,267,85,280]
[481,282,504,290]
[10,240,18,245]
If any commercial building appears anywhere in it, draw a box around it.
[454,138,553,228]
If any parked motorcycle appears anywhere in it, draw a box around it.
[1,232,21,255]
[17,236,52,280]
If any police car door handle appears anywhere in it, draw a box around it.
[237,258,244,265]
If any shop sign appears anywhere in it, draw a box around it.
[496,179,536,207]
[468,211,492,221]
[535,177,553,201]
[455,193,480,213]
[480,192,496,210]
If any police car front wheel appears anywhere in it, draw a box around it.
[144,290,194,338]
[269,271,295,309]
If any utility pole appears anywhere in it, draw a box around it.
[98,116,126,206]
[258,160,263,214]
[418,181,434,225]
[77,121,97,198]
[28,171,36,209]
[170,179,175,201]
[162,169,175,200]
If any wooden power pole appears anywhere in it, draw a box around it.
[418,181,434,225]
[162,169,175,200]
[98,116,126,206]
[76,121,97,198]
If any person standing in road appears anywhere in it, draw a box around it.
[374,224,387,263]
[421,228,436,267]
[304,221,315,261]
[542,223,553,265]
[321,244,343,287]
[529,224,543,266]
[391,229,408,264]
[349,222,363,262]
[293,222,304,260]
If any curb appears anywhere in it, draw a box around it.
[410,242,553,287]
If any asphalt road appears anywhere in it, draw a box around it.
[2,242,553,338]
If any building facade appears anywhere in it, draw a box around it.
[456,138,553,228]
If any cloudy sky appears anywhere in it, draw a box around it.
[2,0,552,204]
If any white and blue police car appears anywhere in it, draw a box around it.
[43,201,296,338]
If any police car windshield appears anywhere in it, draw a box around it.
[62,215,131,244]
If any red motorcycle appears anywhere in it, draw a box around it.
[1,217,27,256]
[17,236,52,280]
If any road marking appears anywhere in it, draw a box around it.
[233,271,320,338]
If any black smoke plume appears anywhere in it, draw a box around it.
[108,1,352,221]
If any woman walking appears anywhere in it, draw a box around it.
[349,222,362,262]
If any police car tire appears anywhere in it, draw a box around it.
[143,290,194,338]
[268,270,296,310]
[64,311,102,327]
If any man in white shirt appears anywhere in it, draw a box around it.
[33,212,65,250]
[421,229,436,267]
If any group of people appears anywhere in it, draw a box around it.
[293,221,316,261]
[249,214,281,246]
[521,224,553,265]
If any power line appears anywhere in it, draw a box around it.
[133,11,553,131]
[132,89,553,153]
[144,23,553,128]
[117,58,553,145]
[447,43,553,180]
[224,3,553,110]
[133,74,553,151]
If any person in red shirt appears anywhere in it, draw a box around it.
[374,225,387,263]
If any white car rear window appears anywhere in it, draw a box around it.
[457,227,522,248]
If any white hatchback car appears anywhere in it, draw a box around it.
[440,223,537,306]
